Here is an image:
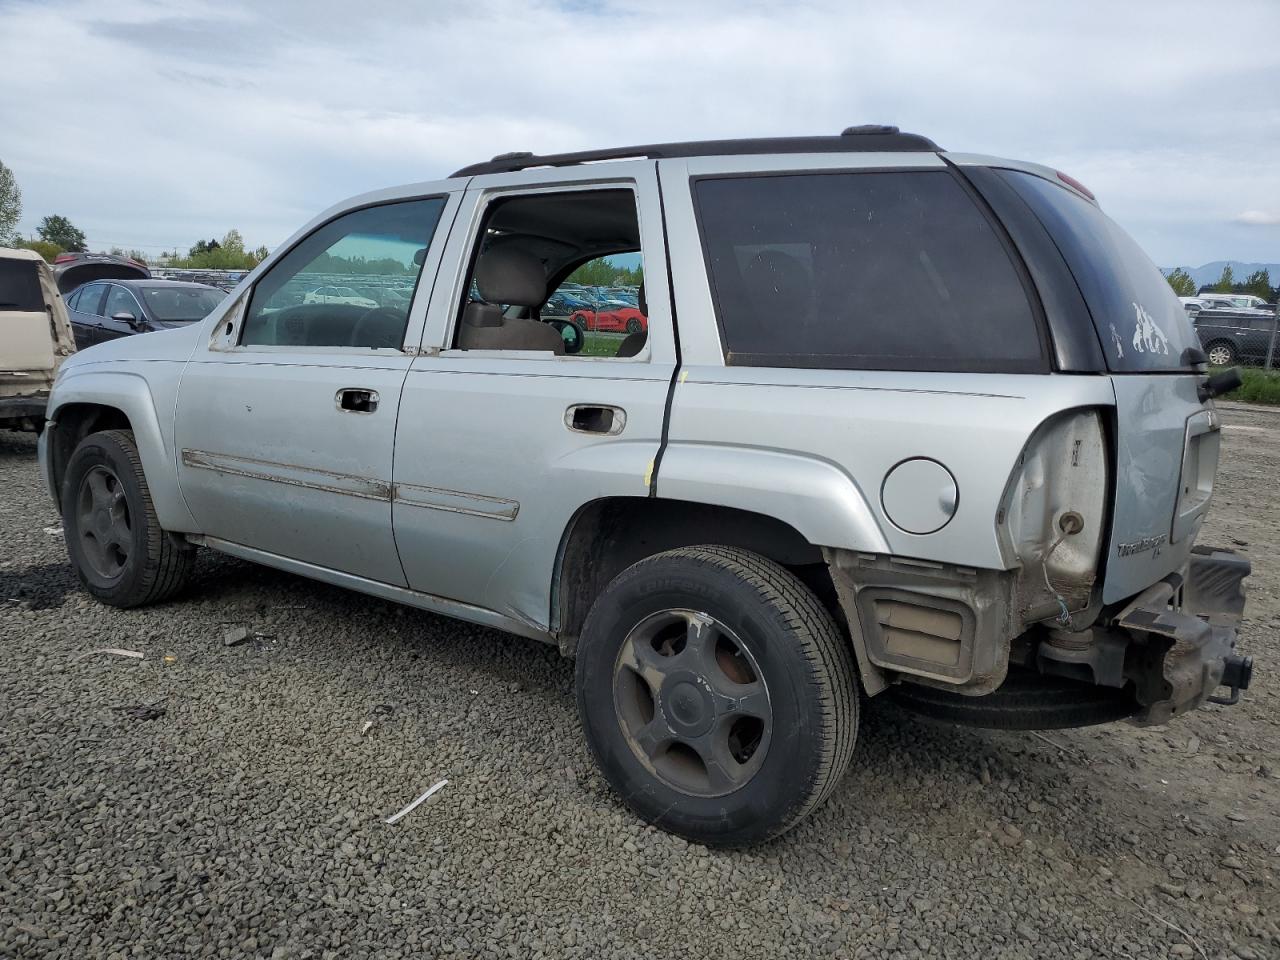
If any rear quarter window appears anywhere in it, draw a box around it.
[693,170,1047,372]
[995,169,1201,372]
[0,259,45,313]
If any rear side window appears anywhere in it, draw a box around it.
[693,171,1045,371]
[0,259,44,313]
[996,170,1201,372]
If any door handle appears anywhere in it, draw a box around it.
[336,388,379,413]
[565,404,626,435]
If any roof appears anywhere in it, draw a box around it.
[0,246,48,263]
[451,125,940,177]
[118,278,220,290]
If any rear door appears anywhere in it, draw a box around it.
[391,163,676,628]
[67,282,107,348]
[989,168,1217,603]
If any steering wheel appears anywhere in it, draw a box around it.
[351,307,408,349]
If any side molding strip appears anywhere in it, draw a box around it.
[181,448,519,520]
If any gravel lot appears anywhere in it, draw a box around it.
[2,405,1277,960]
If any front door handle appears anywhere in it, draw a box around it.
[565,404,626,435]
[336,388,379,413]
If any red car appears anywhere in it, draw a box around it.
[570,307,647,335]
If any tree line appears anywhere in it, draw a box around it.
[1165,265,1277,302]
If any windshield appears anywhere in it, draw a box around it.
[997,170,1201,372]
[141,286,225,322]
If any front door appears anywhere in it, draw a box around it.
[392,165,675,628]
[173,191,457,585]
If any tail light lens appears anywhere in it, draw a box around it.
[1055,170,1097,204]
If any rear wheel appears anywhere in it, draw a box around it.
[62,429,194,607]
[576,545,858,846]
[1205,341,1236,366]
[625,317,643,335]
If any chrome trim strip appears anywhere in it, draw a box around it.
[181,448,519,519]
[393,481,519,521]
[180,449,392,501]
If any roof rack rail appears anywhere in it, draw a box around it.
[450,126,940,177]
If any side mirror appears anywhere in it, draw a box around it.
[112,311,145,330]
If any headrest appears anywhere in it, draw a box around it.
[474,246,546,306]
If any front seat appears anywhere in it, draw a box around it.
[458,247,565,354]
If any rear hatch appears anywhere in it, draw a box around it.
[1,249,74,385]
[992,169,1217,603]
[53,253,150,295]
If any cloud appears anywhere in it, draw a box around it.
[0,0,1277,264]
[1234,210,1280,226]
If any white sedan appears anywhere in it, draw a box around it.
[303,285,379,309]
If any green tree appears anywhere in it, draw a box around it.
[1165,267,1197,297]
[108,246,149,264]
[0,159,21,247]
[37,214,87,252]
[1213,264,1235,292]
[1243,269,1272,300]
[19,239,63,262]
[172,229,265,270]
[566,257,644,287]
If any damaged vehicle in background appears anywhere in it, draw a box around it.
[0,247,76,432]
[37,127,1254,845]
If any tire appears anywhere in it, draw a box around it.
[575,545,859,846]
[625,317,643,335]
[1205,341,1236,366]
[61,429,195,608]
[889,667,1138,730]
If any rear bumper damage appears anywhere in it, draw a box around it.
[1038,546,1252,723]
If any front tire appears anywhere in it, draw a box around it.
[62,429,194,608]
[575,545,858,846]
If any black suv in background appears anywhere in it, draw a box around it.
[1195,307,1280,366]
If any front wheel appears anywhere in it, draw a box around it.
[575,545,859,846]
[62,429,195,607]
[1205,340,1237,366]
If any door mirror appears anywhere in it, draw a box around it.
[548,317,584,355]
[111,310,144,330]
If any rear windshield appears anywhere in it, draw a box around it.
[0,259,44,313]
[693,170,1046,372]
[996,170,1200,372]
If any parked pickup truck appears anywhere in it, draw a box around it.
[39,127,1253,845]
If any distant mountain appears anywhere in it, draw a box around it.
[1161,261,1280,289]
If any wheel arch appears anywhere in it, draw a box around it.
[45,371,197,531]
[550,496,844,654]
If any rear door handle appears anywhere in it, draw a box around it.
[565,404,626,435]
[336,388,379,413]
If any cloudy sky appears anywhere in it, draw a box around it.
[2,0,1277,268]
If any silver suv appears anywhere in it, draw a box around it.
[38,127,1253,845]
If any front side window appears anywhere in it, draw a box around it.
[242,197,445,349]
[694,170,1044,371]
[104,285,142,321]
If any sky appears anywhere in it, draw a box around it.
[1,0,1277,269]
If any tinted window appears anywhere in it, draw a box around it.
[997,170,1201,372]
[74,283,106,317]
[694,171,1043,371]
[243,197,445,349]
[0,259,44,312]
[104,285,142,320]
[141,286,224,321]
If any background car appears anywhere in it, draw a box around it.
[65,279,226,349]
[303,285,379,308]
[1194,309,1280,366]
[0,246,76,430]
[570,305,647,334]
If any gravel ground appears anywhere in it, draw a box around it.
[2,405,1277,960]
